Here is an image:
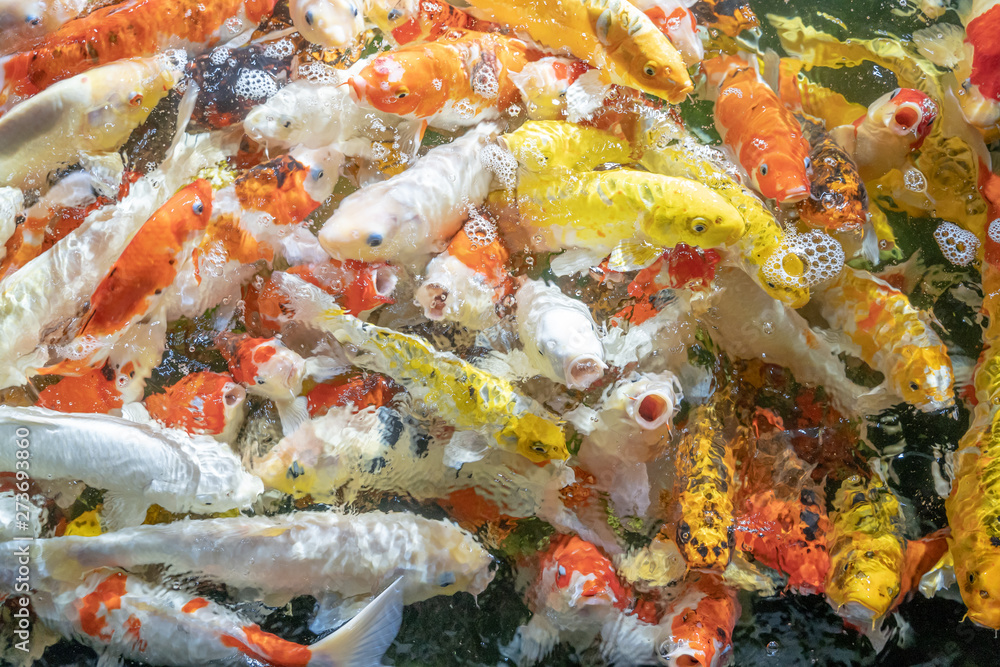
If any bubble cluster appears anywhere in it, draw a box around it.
[762,230,845,288]
[210,47,232,66]
[263,38,296,61]
[988,218,1000,244]
[934,221,979,266]
[233,68,278,101]
[464,206,497,248]
[296,61,341,85]
[479,143,517,191]
[472,64,499,99]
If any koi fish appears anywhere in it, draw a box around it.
[946,408,1000,629]
[829,88,939,181]
[636,110,811,307]
[826,471,906,629]
[0,405,262,527]
[276,272,569,463]
[515,278,607,390]
[319,122,497,262]
[503,169,745,260]
[815,267,955,413]
[368,0,496,46]
[656,573,739,667]
[233,154,327,226]
[252,405,577,526]
[463,0,692,103]
[698,267,864,413]
[674,405,736,571]
[36,365,125,414]
[630,0,704,66]
[414,211,512,330]
[145,371,248,442]
[0,53,182,189]
[0,0,89,56]
[304,371,402,417]
[349,29,529,131]
[290,258,398,315]
[614,243,720,325]
[509,57,593,121]
[0,0,278,107]
[795,113,869,234]
[22,511,494,607]
[702,55,812,203]
[289,0,367,48]
[29,569,404,667]
[689,0,758,37]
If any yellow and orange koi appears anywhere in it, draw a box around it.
[0,0,279,108]
[463,0,692,103]
[674,405,736,571]
[349,29,530,131]
[795,113,869,233]
[815,267,955,413]
[630,0,704,66]
[657,573,739,667]
[233,154,326,226]
[826,471,906,628]
[145,371,248,441]
[367,0,496,45]
[702,55,812,203]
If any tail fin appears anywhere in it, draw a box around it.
[307,578,404,667]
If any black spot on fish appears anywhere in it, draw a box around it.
[852,492,866,506]
[287,460,305,479]
[413,432,431,458]
[800,488,818,506]
[100,364,116,382]
[727,525,736,548]
[992,536,1000,548]
[717,628,727,639]
[368,456,387,474]
[377,407,404,447]
[697,545,709,559]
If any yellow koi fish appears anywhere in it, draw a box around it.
[674,405,736,571]
[815,267,955,413]
[826,471,906,628]
[463,0,692,102]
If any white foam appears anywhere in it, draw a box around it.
[933,221,979,266]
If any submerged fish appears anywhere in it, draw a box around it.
[145,371,248,442]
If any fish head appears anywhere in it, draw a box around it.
[318,190,420,261]
[865,88,939,148]
[192,451,264,513]
[171,179,215,234]
[957,553,1000,629]
[349,51,447,118]
[755,267,811,308]
[243,87,303,148]
[290,0,365,48]
[252,345,308,401]
[643,5,704,67]
[507,413,569,462]
[343,261,398,313]
[509,58,582,120]
[649,190,745,250]
[536,535,628,610]
[622,31,693,104]
[146,371,248,438]
[896,345,955,412]
[749,153,811,203]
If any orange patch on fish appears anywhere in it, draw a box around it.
[305,372,403,417]
[967,5,1000,102]
[36,365,123,413]
[234,155,322,226]
[145,371,243,435]
[181,597,210,613]
[541,535,630,609]
[221,625,311,667]
[288,259,396,315]
[77,571,128,640]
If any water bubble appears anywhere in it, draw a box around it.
[766,641,779,656]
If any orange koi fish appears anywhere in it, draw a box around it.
[368,0,496,45]
[795,113,868,233]
[657,573,739,667]
[349,28,530,130]
[830,88,939,182]
[611,243,720,325]
[702,55,812,203]
[30,569,403,667]
[0,0,279,108]
[963,3,1000,110]
[414,213,512,329]
[36,364,124,414]
[305,371,403,417]
[532,535,632,612]
[631,0,704,66]
[218,334,307,404]
[145,371,248,441]
[233,154,325,226]
[288,259,398,315]
[689,0,757,37]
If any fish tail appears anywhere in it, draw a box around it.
[306,578,404,667]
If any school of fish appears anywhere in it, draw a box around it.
[0,0,997,664]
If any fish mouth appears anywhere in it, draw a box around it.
[631,389,675,430]
[347,76,366,103]
[371,265,398,299]
[564,354,607,390]
[415,282,449,320]
[777,184,810,203]
[888,102,922,134]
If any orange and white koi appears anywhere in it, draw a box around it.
[349,29,530,131]
[218,334,307,405]
[0,53,182,189]
[0,405,263,527]
[36,364,125,414]
[28,569,404,667]
[613,243,720,325]
[414,211,511,330]
[305,371,401,417]
[0,0,89,56]
[0,0,278,108]
[655,573,739,667]
[829,88,939,182]
[367,0,496,46]
[509,56,593,121]
[319,122,498,262]
[515,278,607,390]
[815,267,955,413]
[630,0,704,66]
[145,371,248,442]
[826,471,906,629]
[702,55,812,203]
[674,405,736,571]
[463,0,692,103]
[22,511,494,606]
[287,258,398,315]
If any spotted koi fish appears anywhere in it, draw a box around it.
[795,113,869,234]
[657,572,739,667]
[367,0,495,45]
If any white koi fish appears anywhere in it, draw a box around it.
[0,405,263,527]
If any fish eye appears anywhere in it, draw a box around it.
[643,61,657,77]
[128,93,143,107]
[311,167,324,180]
[387,8,402,20]
[304,9,315,25]
[351,3,359,16]
[758,163,768,176]
[909,381,920,391]
[890,87,901,99]
[766,281,776,289]
[691,217,708,233]
[531,442,546,454]
[367,233,383,247]
[557,565,566,577]
[804,157,812,170]
[192,198,204,215]
[396,86,409,99]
